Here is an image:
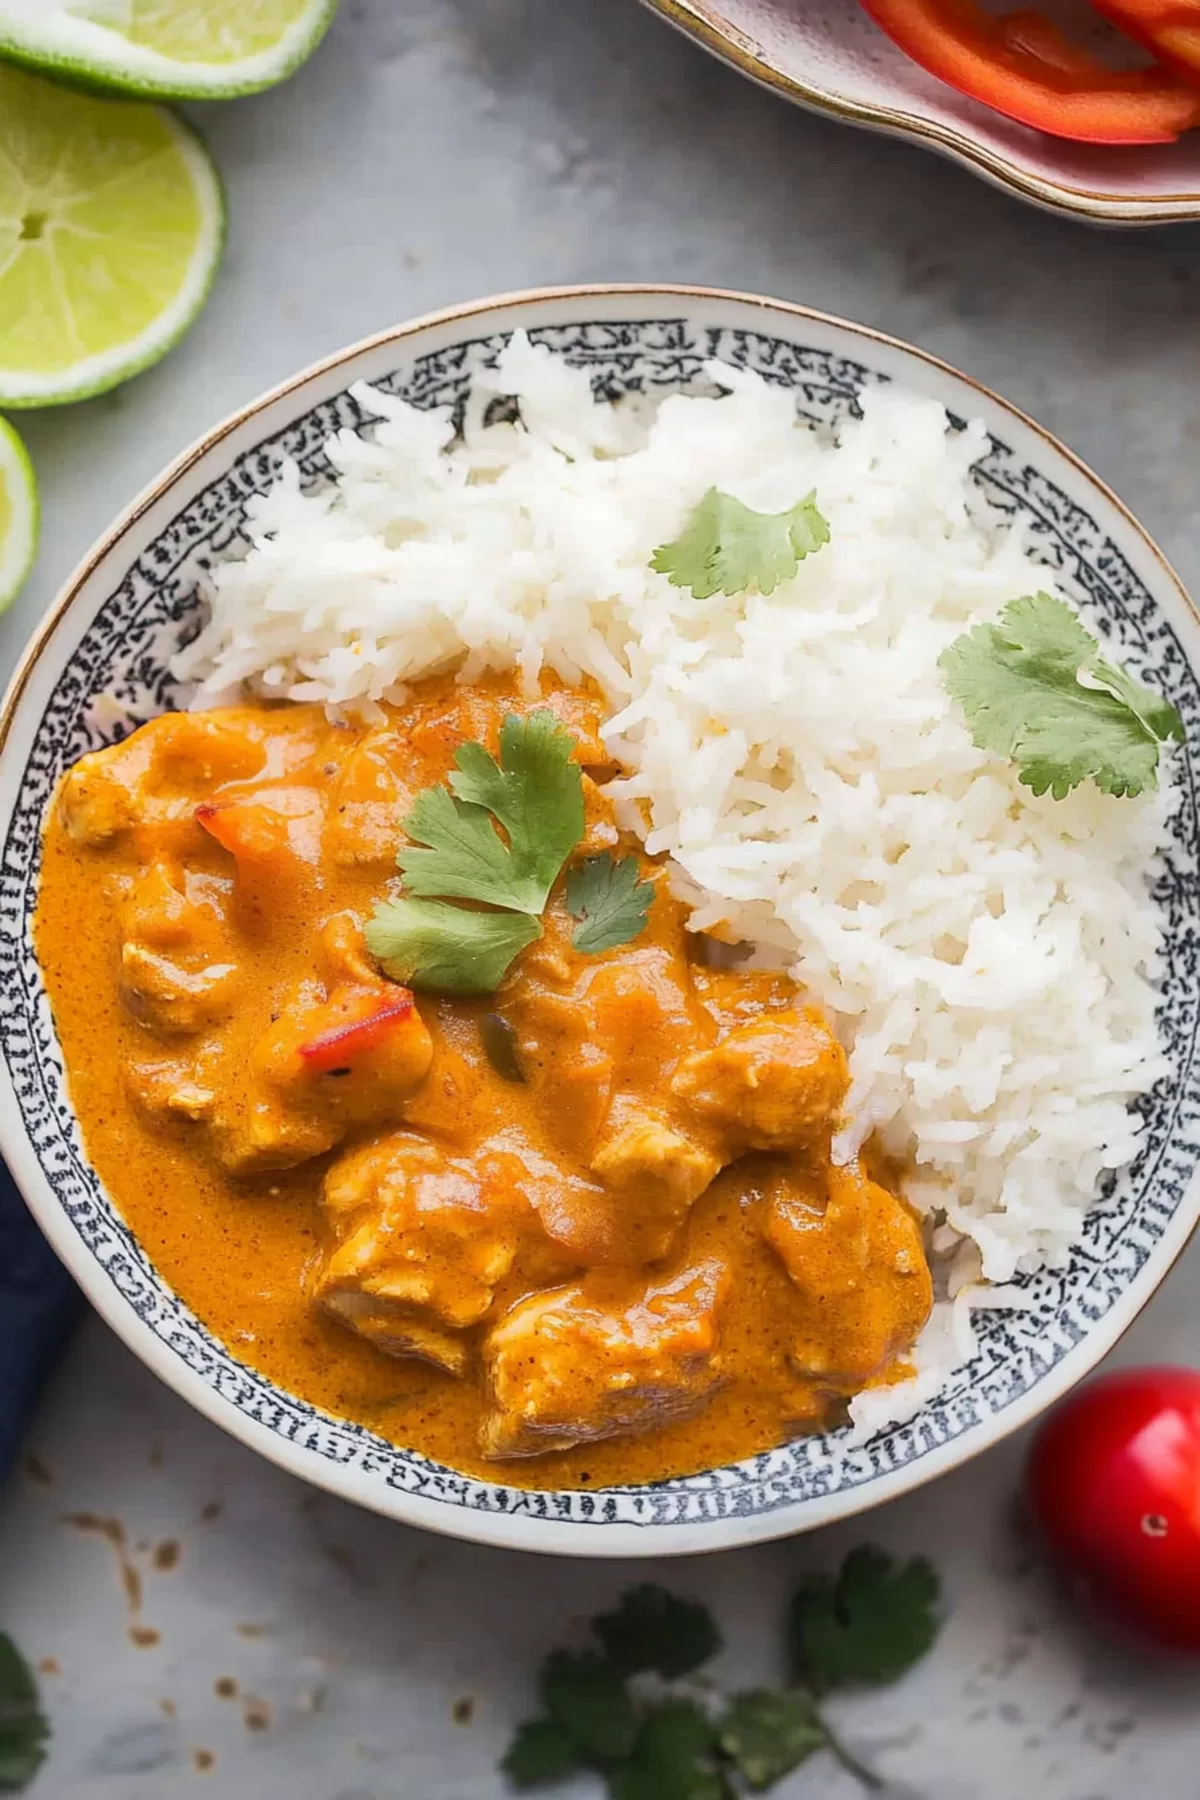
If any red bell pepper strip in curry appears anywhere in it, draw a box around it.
[859,0,1200,142]
[298,992,417,1073]
[1085,0,1200,87]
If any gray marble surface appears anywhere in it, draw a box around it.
[4,1,1200,1793]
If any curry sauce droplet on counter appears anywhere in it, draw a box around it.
[64,1514,141,1612]
[64,1511,164,1646]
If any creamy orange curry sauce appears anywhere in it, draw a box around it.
[36,675,931,1487]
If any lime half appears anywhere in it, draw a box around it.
[0,0,337,98]
[0,416,38,612]
[0,65,224,408]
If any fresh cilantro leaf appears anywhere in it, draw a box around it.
[566,855,654,956]
[398,710,584,914]
[1088,645,1185,746]
[540,1650,638,1763]
[0,1633,49,1792]
[499,1555,946,1799]
[451,710,585,882]
[365,896,540,996]
[789,1547,940,1691]
[651,488,830,601]
[397,785,533,909]
[607,1700,732,1800]
[593,1585,721,1679]
[939,593,1183,801]
[502,1718,584,1788]
[369,710,586,996]
[717,1690,826,1792]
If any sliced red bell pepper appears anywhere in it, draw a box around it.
[859,0,1200,141]
[1085,0,1200,87]
[298,991,416,1074]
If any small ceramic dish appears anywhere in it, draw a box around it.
[641,0,1200,224]
[2,285,1198,1556]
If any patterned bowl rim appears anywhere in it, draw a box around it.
[639,0,1200,225]
[2,282,1198,1558]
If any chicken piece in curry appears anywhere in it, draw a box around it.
[36,675,932,1487]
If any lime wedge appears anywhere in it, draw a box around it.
[0,0,337,98]
[0,65,224,408]
[0,416,38,612]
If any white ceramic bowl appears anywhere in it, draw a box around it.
[641,0,1200,224]
[3,285,1198,1556]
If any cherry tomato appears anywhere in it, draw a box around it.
[1026,1366,1200,1651]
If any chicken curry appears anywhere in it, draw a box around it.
[36,674,932,1487]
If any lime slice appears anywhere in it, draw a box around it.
[0,0,337,98]
[0,416,38,612]
[0,65,224,408]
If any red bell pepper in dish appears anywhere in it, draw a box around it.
[859,0,1200,141]
[298,992,417,1073]
[1086,0,1200,86]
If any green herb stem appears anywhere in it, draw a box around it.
[817,1711,885,1793]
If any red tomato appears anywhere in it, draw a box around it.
[1027,1367,1200,1650]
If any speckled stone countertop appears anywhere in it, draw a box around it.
[3,3,1200,1794]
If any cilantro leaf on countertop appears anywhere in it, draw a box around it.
[651,487,830,601]
[0,1633,49,1793]
[540,1650,639,1763]
[939,593,1183,801]
[609,1701,732,1800]
[398,710,584,914]
[500,1549,943,1797]
[566,853,655,956]
[364,896,540,996]
[717,1690,826,1793]
[593,1585,722,1679]
[501,1718,583,1789]
[789,1546,940,1691]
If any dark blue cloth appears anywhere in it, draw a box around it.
[0,1160,82,1482]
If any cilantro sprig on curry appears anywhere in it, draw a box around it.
[35,673,933,1485]
[366,709,654,994]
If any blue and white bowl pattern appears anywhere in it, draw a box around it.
[1,297,1196,1552]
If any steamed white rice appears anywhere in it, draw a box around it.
[174,332,1174,1430]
